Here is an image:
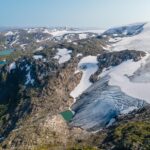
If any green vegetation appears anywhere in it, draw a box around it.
[0,105,7,117]
[112,121,150,149]
[34,144,98,150]
[67,146,98,150]
[7,49,31,62]
[60,110,74,122]
[0,104,8,129]
[0,49,14,65]
[33,144,59,150]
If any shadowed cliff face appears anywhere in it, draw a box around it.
[0,56,58,139]
[0,50,85,149]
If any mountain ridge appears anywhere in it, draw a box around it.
[0,22,150,149]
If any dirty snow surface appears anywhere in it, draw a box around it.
[70,56,98,102]
[54,48,72,64]
[70,75,146,131]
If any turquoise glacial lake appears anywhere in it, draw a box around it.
[60,110,74,122]
[0,49,14,56]
[0,49,14,65]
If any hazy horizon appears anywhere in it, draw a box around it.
[0,0,150,28]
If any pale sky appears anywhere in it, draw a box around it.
[0,0,150,28]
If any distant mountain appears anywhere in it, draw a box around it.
[103,22,145,36]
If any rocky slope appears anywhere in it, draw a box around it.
[0,37,106,149]
[0,23,150,150]
[0,27,104,51]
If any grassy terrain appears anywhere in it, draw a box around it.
[34,144,98,150]
[102,121,150,149]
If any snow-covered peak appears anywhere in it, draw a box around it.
[5,31,14,36]
[103,22,145,37]
[110,22,150,52]
[142,22,150,31]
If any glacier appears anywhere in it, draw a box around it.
[70,22,150,131]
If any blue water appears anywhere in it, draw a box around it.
[60,110,74,122]
[0,49,14,65]
[0,61,6,65]
[0,49,14,56]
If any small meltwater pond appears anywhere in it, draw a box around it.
[0,49,14,56]
[0,61,6,65]
[60,110,74,122]
[0,49,14,65]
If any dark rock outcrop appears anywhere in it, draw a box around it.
[90,50,145,82]
[0,56,58,139]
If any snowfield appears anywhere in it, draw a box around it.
[70,53,149,130]
[5,31,14,36]
[100,53,150,103]
[102,22,150,103]
[47,29,105,37]
[79,33,87,39]
[70,56,98,102]
[111,23,150,52]
[33,55,43,60]
[9,62,16,72]
[54,48,72,64]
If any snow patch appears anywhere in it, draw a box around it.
[73,42,78,45]
[5,31,14,36]
[33,55,43,60]
[9,62,16,72]
[20,44,27,50]
[70,55,98,102]
[54,48,72,64]
[79,33,87,39]
[11,35,19,46]
[76,53,83,57]
[36,46,43,51]
[25,72,34,85]
[121,106,137,114]
[49,29,104,37]
[106,118,116,127]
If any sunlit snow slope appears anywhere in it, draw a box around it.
[110,23,150,52]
